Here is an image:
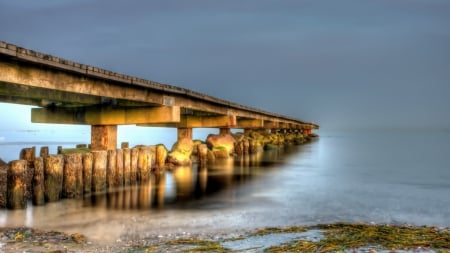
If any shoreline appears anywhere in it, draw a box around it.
[1,222,449,252]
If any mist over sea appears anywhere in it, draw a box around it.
[1,128,450,240]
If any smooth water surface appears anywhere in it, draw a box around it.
[0,129,449,243]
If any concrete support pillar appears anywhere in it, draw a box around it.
[177,128,192,140]
[219,128,231,135]
[91,125,117,151]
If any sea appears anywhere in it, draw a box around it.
[0,127,449,242]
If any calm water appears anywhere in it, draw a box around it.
[0,129,449,242]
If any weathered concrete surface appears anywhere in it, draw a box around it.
[91,125,117,151]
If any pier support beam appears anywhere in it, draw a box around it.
[264,121,279,130]
[236,119,264,129]
[91,125,117,150]
[31,106,180,125]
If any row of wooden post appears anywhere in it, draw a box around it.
[4,145,168,210]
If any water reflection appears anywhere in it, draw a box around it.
[83,147,295,210]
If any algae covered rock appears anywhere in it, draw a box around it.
[212,146,230,159]
[206,134,235,156]
[167,138,194,166]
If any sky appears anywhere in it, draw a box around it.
[1,0,450,130]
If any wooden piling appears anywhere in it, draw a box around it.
[121,142,129,149]
[123,148,131,186]
[20,147,35,199]
[7,160,27,209]
[137,146,151,183]
[63,153,82,199]
[44,155,64,202]
[32,157,45,206]
[106,150,117,189]
[197,144,208,165]
[155,145,167,169]
[243,139,250,154]
[39,146,49,158]
[92,151,107,193]
[116,149,124,187]
[82,153,93,194]
[130,147,138,185]
[234,141,244,156]
[0,164,7,208]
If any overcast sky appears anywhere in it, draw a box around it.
[1,0,450,130]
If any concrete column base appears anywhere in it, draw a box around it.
[91,125,117,150]
[219,128,231,135]
[177,128,193,140]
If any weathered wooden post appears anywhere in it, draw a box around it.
[20,147,35,167]
[123,148,131,186]
[20,147,35,199]
[116,149,124,187]
[234,141,244,156]
[63,153,82,198]
[82,153,93,194]
[155,144,167,169]
[44,155,64,202]
[106,150,117,189]
[7,160,27,209]
[0,164,7,208]
[32,157,45,206]
[39,146,49,158]
[130,147,139,185]
[197,144,208,166]
[121,142,129,149]
[137,146,151,183]
[243,139,250,155]
[92,150,107,193]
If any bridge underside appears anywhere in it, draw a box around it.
[0,42,318,150]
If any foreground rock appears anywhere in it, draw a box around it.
[206,133,235,158]
[167,138,194,166]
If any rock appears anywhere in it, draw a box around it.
[212,147,229,159]
[207,149,215,162]
[206,134,235,156]
[191,140,204,156]
[249,139,263,154]
[167,138,194,166]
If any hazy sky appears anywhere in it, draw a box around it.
[1,0,450,130]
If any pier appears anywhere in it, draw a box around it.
[0,40,318,209]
